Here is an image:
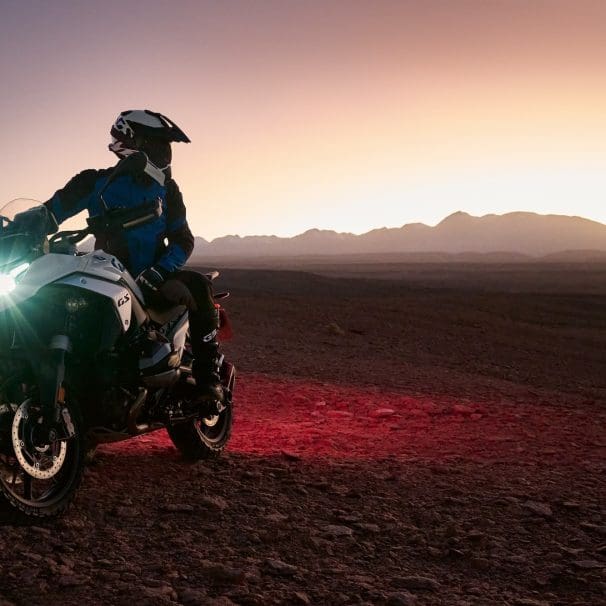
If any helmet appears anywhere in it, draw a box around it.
[108,109,190,170]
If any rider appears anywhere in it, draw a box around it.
[44,109,223,402]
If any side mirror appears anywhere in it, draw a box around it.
[12,206,56,235]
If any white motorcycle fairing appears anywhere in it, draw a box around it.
[0,250,146,333]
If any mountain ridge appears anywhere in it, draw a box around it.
[191,211,606,258]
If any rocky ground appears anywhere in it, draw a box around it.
[0,264,605,605]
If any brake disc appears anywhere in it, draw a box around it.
[11,400,67,480]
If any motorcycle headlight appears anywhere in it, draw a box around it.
[0,263,29,296]
[65,296,89,313]
[0,274,15,296]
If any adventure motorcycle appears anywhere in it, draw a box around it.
[0,153,235,518]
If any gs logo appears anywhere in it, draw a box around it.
[117,292,130,307]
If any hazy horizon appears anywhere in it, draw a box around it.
[180,210,606,261]
[192,208,605,242]
[3,1,606,239]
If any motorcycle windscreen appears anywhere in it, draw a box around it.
[0,233,31,268]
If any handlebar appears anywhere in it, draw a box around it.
[49,199,162,252]
[49,152,162,253]
[0,152,159,260]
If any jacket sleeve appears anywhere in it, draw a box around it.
[155,179,195,274]
[44,169,101,224]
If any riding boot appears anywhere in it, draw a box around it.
[191,332,224,404]
[173,270,225,405]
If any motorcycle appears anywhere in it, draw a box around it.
[0,152,235,518]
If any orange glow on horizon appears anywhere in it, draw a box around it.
[3,1,606,239]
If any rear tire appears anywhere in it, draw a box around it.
[167,404,233,461]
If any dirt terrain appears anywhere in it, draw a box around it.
[0,263,605,605]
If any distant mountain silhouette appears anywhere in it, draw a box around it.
[191,211,606,258]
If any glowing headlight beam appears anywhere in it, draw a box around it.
[9,263,30,278]
[0,263,30,296]
[0,274,16,295]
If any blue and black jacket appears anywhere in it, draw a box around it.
[44,168,195,278]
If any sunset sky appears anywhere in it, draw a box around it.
[2,0,606,240]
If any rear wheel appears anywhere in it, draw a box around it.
[0,394,85,519]
[167,404,233,461]
[167,361,235,461]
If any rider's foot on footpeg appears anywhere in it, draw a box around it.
[186,376,224,414]
[197,382,224,404]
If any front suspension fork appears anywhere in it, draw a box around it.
[36,335,75,441]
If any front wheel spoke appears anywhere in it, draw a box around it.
[0,395,81,511]
[20,444,34,466]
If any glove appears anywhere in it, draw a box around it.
[136,267,165,293]
[137,267,197,311]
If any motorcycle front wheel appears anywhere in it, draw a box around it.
[0,394,85,519]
